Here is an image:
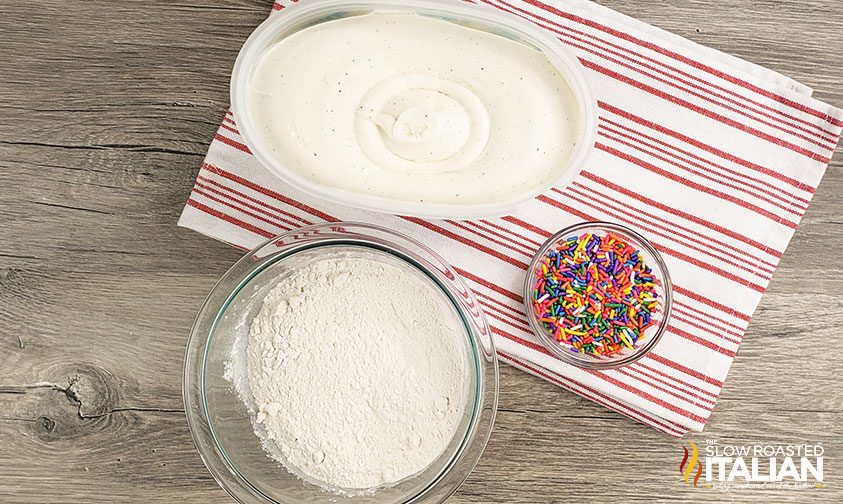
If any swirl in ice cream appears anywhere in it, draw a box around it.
[248,11,581,208]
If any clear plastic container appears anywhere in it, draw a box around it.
[183,223,498,503]
[229,0,597,219]
[524,221,673,369]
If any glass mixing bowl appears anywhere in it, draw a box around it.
[184,222,498,503]
[524,221,673,369]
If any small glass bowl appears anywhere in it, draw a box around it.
[183,222,498,503]
[523,221,672,369]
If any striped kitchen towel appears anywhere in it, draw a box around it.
[178,0,842,436]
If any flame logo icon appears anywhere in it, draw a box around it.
[679,441,703,487]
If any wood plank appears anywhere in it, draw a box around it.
[0,0,840,502]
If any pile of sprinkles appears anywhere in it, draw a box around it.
[531,232,660,357]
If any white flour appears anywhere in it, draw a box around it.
[244,256,469,491]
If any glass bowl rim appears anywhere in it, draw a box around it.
[522,220,673,370]
[183,221,499,503]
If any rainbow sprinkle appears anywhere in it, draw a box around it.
[531,232,660,357]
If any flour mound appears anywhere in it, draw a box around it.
[245,256,469,491]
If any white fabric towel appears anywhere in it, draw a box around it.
[179,0,842,436]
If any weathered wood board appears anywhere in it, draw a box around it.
[1,1,841,502]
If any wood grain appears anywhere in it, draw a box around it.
[0,0,841,502]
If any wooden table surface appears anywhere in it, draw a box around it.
[1,1,841,502]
